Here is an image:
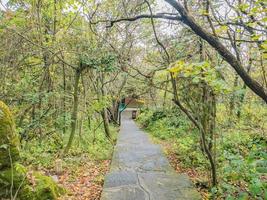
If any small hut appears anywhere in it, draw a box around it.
[119,96,145,120]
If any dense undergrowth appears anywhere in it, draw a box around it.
[137,105,267,200]
[19,120,118,199]
[21,121,117,168]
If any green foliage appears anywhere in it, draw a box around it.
[0,163,27,198]
[28,172,65,200]
[81,52,118,72]
[138,108,191,131]
[168,60,230,94]
[21,119,117,168]
[217,130,267,199]
[0,101,20,169]
[91,96,113,113]
[136,109,154,128]
[173,136,207,168]
[0,163,64,200]
[138,109,206,168]
[137,107,267,199]
[20,134,63,168]
[68,121,117,160]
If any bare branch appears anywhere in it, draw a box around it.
[144,0,170,63]
[105,13,182,28]
[6,27,77,70]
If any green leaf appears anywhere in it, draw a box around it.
[0,144,8,149]
[239,3,249,11]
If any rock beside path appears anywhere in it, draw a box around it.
[0,101,64,200]
[0,100,20,169]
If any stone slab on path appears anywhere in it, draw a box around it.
[101,110,201,200]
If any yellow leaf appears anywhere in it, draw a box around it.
[216,25,228,34]
[168,60,185,74]
[136,99,145,104]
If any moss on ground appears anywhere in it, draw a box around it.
[0,163,64,200]
[30,172,65,200]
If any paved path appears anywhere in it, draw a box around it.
[101,111,201,200]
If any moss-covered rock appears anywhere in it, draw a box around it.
[0,101,20,169]
[0,101,65,200]
[0,163,64,200]
[30,172,65,200]
[19,172,65,200]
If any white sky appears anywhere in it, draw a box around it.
[0,0,8,10]
[1,0,171,11]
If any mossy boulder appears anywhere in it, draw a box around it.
[29,172,65,200]
[0,101,64,199]
[0,101,20,169]
[0,163,65,200]
[19,172,65,200]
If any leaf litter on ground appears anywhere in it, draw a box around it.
[47,157,111,200]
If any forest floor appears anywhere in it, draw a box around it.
[32,157,111,200]
[57,159,110,200]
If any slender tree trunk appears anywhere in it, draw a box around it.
[163,75,169,107]
[113,100,120,123]
[78,118,83,139]
[229,74,238,117]
[64,69,81,154]
[62,62,66,135]
[173,97,217,186]
[87,115,91,130]
[210,92,216,165]
[101,109,111,139]
[100,73,111,139]
[108,100,120,125]
[237,84,247,119]
[119,110,122,126]
[237,59,252,118]
[170,74,217,186]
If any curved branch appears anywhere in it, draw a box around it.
[144,0,170,63]
[105,0,267,102]
[107,14,182,27]
[164,0,267,103]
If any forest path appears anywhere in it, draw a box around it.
[101,110,201,200]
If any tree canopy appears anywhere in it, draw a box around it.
[0,0,266,199]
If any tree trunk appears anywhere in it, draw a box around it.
[107,100,120,125]
[164,0,267,103]
[62,62,66,135]
[101,109,111,139]
[237,59,253,118]
[163,75,169,107]
[170,75,217,186]
[229,74,239,117]
[100,73,111,139]
[64,69,80,154]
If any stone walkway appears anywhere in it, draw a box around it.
[101,111,201,200]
